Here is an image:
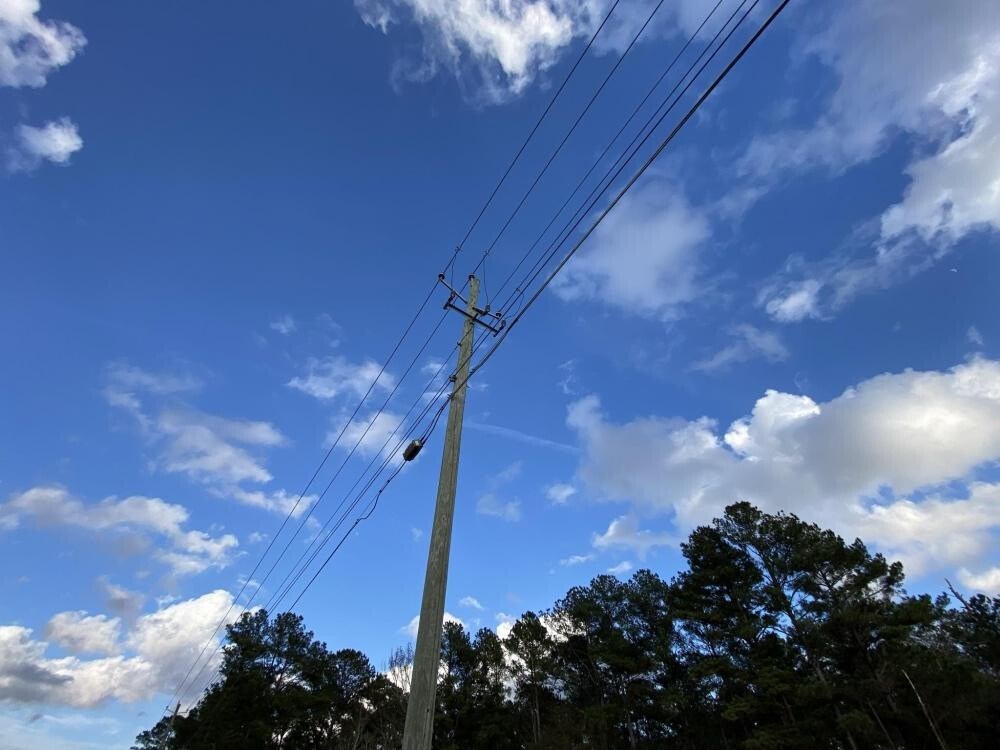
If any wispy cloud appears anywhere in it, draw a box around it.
[692,325,789,373]
[269,315,296,335]
[468,421,577,453]
[288,356,394,401]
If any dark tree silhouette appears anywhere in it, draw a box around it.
[135,503,1000,750]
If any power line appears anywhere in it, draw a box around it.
[179,375,465,707]
[458,0,792,395]
[163,278,443,712]
[165,0,791,712]
[454,0,626,255]
[180,329,496,705]
[467,0,670,305]
[262,328,496,615]
[490,0,731,314]
[163,7,618,696]
[498,0,759,319]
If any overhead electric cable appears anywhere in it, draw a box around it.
[467,0,669,305]
[453,0,626,255]
[490,0,730,313]
[459,0,792,395]
[496,0,759,319]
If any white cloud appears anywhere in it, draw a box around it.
[354,0,596,104]
[269,315,296,335]
[410,527,423,541]
[247,531,267,544]
[288,356,394,401]
[106,363,201,396]
[546,482,577,505]
[156,409,284,485]
[226,488,314,518]
[476,493,522,522]
[8,117,82,171]
[692,324,789,372]
[558,553,594,567]
[968,326,984,348]
[45,613,120,656]
[759,278,823,323]
[0,486,238,577]
[0,590,241,708]
[592,515,672,558]
[459,596,484,611]
[743,0,1000,321]
[104,364,293,511]
[607,560,633,576]
[568,358,1000,577]
[552,179,710,320]
[475,462,524,521]
[958,566,1000,595]
[402,611,462,640]
[336,410,404,459]
[0,0,85,88]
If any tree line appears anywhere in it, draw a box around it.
[134,502,1000,749]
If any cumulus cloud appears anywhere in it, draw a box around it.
[7,117,83,171]
[552,179,710,320]
[45,612,120,656]
[568,358,1000,578]
[0,591,240,708]
[0,0,85,88]
[745,0,1000,321]
[288,356,394,401]
[692,324,789,372]
[355,0,596,104]
[0,487,238,577]
[559,553,594,567]
[958,566,1000,596]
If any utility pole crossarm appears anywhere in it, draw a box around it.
[402,275,481,750]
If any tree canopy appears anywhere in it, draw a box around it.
[135,502,1000,749]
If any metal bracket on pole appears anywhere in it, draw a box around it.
[438,273,506,336]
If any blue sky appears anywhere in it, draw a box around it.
[2,0,1000,746]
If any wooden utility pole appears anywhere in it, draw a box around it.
[402,275,480,750]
